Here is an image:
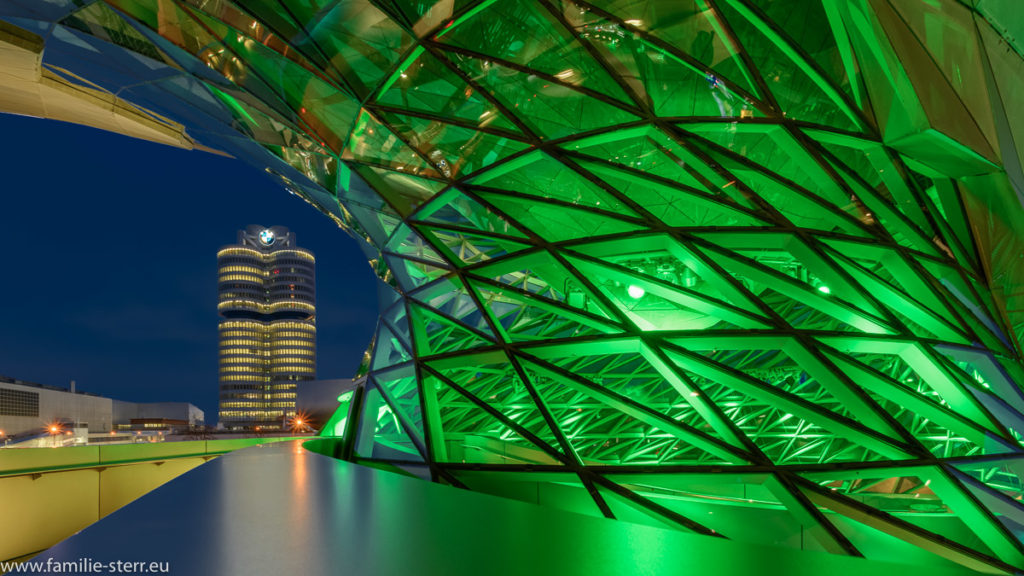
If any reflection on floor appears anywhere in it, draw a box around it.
[18,440,983,576]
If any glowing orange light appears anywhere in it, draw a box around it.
[49,426,59,434]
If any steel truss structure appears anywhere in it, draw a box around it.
[5,0,1024,572]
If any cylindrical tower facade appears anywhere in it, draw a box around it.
[217,225,315,430]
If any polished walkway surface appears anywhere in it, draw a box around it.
[29,441,979,575]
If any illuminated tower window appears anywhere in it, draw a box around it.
[217,225,315,430]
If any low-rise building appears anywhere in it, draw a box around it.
[0,375,112,438]
[112,401,204,430]
[0,375,204,444]
[296,378,358,430]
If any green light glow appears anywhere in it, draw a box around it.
[322,391,354,438]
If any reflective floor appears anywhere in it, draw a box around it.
[27,441,980,575]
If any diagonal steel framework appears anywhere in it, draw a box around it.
[5,0,1024,572]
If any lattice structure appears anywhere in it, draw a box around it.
[5,0,1024,572]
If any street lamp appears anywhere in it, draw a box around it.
[48,424,61,447]
[290,412,312,434]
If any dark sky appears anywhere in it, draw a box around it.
[0,112,379,421]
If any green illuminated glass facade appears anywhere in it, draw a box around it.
[6,0,1024,572]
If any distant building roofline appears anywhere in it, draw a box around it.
[0,374,106,397]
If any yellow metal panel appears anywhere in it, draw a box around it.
[0,470,99,561]
[98,458,206,517]
[0,446,100,475]
[98,441,204,464]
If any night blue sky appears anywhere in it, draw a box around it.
[0,112,379,421]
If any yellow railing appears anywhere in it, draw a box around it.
[0,438,293,564]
